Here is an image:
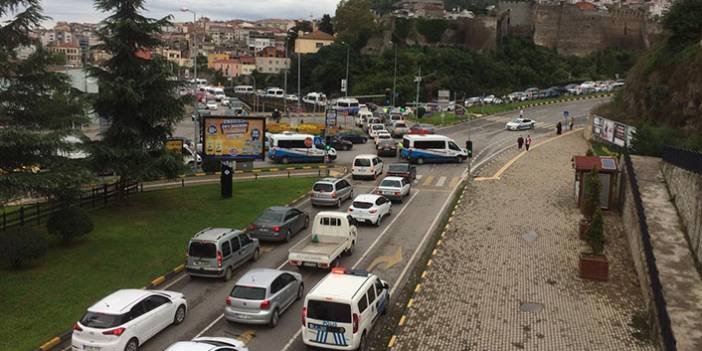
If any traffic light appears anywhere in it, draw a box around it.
[325,144,331,151]
[385,88,392,106]
[466,140,473,158]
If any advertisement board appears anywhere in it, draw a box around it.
[613,123,627,147]
[202,117,265,160]
[592,115,636,148]
[165,138,183,155]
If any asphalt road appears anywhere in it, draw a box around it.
[59,97,608,351]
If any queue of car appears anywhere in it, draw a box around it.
[465,79,625,107]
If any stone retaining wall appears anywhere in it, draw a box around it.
[662,162,702,266]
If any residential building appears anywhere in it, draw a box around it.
[47,42,82,66]
[238,56,256,75]
[255,47,290,74]
[207,53,230,68]
[394,0,445,18]
[212,59,240,78]
[256,19,296,31]
[248,32,276,53]
[294,30,334,54]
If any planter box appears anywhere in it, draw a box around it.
[579,219,590,240]
[579,253,609,281]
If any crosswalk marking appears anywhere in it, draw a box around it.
[435,176,447,187]
[449,177,461,188]
[422,175,435,186]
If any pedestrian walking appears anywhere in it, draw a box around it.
[517,136,524,150]
[556,121,562,135]
[525,135,532,151]
[570,116,575,130]
[519,109,524,118]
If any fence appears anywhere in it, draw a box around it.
[622,150,677,351]
[663,147,702,175]
[1,182,138,231]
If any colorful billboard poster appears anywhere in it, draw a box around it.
[202,117,265,160]
[601,119,615,143]
[165,139,183,155]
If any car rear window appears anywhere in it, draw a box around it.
[307,300,352,323]
[354,158,371,167]
[313,183,334,192]
[389,165,408,173]
[80,312,127,329]
[257,210,285,223]
[231,286,266,300]
[395,123,407,128]
[380,179,401,188]
[352,201,373,209]
[188,242,216,258]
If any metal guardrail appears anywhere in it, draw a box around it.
[623,150,677,351]
[662,147,702,174]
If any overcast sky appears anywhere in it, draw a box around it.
[34,0,340,26]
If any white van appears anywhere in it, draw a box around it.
[268,133,337,164]
[401,135,468,164]
[234,85,255,95]
[352,155,383,180]
[356,110,373,128]
[266,87,285,99]
[332,98,360,115]
[303,92,327,106]
[302,268,390,350]
[206,86,227,102]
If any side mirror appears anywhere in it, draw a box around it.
[382,282,390,290]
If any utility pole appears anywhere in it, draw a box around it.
[392,45,398,107]
[283,42,288,116]
[297,53,301,111]
[345,45,350,98]
[415,66,421,112]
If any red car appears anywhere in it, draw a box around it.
[409,123,436,135]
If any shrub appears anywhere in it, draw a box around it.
[585,209,605,255]
[46,207,94,243]
[586,149,594,156]
[582,167,602,219]
[0,226,48,268]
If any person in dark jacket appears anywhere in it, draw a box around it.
[556,121,563,135]
[517,136,524,150]
[525,135,533,151]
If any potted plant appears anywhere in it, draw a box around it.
[579,166,602,239]
[580,209,608,281]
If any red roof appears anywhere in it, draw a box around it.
[49,42,80,49]
[575,2,597,11]
[299,30,334,41]
[573,156,618,172]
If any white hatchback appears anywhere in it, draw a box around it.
[376,176,411,203]
[374,131,393,146]
[368,124,386,138]
[165,337,248,351]
[347,194,392,226]
[72,289,187,351]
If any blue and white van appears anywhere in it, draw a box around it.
[268,133,337,164]
[401,135,468,164]
[332,98,361,116]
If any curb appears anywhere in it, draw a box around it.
[180,164,339,180]
[33,167,347,351]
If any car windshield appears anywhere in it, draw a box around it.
[511,118,522,123]
[257,210,285,224]
[372,125,384,130]
[307,300,352,323]
[231,286,266,300]
[380,179,401,188]
[80,312,126,329]
[188,242,216,258]
[313,183,334,192]
[395,123,407,128]
[389,165,408,172]
[354,158,371,167]
[352,201,373,209]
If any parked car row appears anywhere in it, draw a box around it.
[465,79,625,107]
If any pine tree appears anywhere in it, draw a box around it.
[0,0,91,204]
[319,14,335,36]
[89,0,187,194]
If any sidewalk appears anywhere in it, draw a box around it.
[392,131,655,350]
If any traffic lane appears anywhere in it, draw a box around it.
[199,188,425,351]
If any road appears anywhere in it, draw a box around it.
[59,97,608,351]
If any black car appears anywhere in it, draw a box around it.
[387,163,417,181]
[377,139,398,157]
[324,136,353,151]
[247,206,309,242]
[335,131,368,144]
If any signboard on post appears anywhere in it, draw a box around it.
[438,90,450,111]
[341,79,347,93]
[325,109,337,129]
[202,116,266,160]
[165,138,183,155]
[592,115,636,147]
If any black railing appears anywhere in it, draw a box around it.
[1,182,138,231]
[623,150,677,351]
[663,147,702,174]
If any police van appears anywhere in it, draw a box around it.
[268,133,337,164]
[302,268,390,350]
[401,134,468,164]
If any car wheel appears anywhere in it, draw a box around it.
[223,267,233,281]
[345,145,351,151]
[296,283,305,301]
[173,304,186,325]
[251,248,260,262]
[359,333,368,351]
[352,175,357,180]
[303,216,309,229]
[269,309,280,328]
[416,157,425,165]
[285,229,292,243]
[375,214,382,227]
[282,157,289,164]
[345,242,354,256]
[124,338,139,351]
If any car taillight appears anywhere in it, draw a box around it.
[226,296,232,306]
[216,250,222,268]
[395,192,400,196]
[302,307,307,327]
[248,224,256,231]
[272,226,280,232]
[369,208,378,214]
[72,322,82,332]
[331,191,337,198]
[352,313,359,333]
[102,327,125,336]
[348,208,353,212]
[260,300,271,310]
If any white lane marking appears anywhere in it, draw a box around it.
[194,314,225,338]
[416,174,423,180]
[435,176,447,187]
[280,191,421,351]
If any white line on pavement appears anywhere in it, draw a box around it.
[194,314,225,338]
[280,191,421,351]
[435,176,447,187]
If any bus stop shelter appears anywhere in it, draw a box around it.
[573,156,619,210]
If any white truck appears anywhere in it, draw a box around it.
[288,212,357,269]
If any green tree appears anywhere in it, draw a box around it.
[0,0,92,204]
[585,209,605,255]
[582,167,602,220]
[89,0,186,195]
[319,14,335,35]
[662,0,702,50]
[335,0,377,49]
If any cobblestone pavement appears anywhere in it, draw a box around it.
[392,131,656,351]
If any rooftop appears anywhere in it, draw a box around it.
[298,30,334,41]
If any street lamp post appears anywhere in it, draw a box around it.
[392,44,398,107]
[180,8,198,157]
[344,45,350,98]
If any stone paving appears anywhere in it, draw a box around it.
[392,131,656,351]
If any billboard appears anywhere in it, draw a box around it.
[165,138,183,155]
[592,115,636,147]
[202,117,265,160]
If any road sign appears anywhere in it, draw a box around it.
[438,90,450,111]
[341,79,347,93]
[326,109,337,128]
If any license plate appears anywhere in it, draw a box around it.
[84,346,100,351]
[235,313,249,319]
[303,262,317,267]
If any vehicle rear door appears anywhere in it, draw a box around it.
[283,209,299,234]
[238,234,256,262]
[187,240,217,271]
[373,279,389,317]
[229,236,243,266]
